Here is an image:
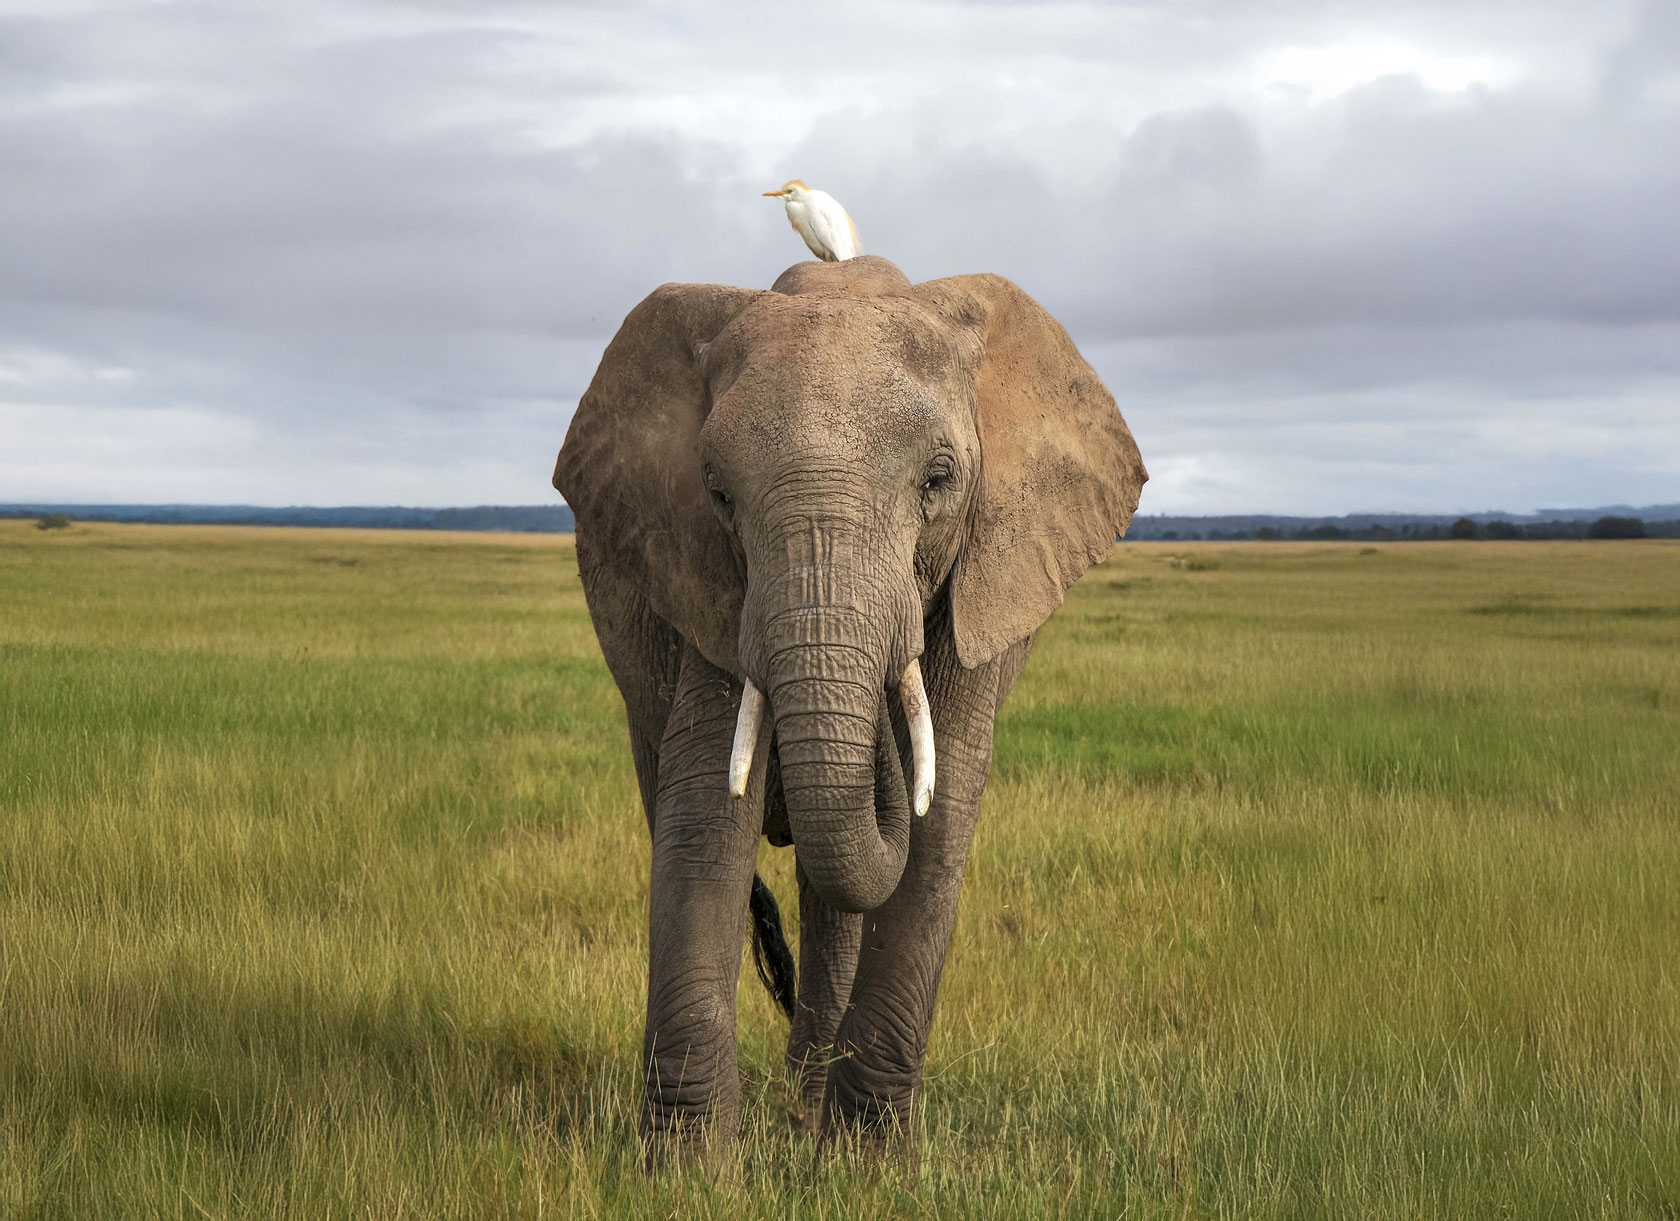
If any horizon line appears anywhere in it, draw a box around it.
[4,500,1677,521]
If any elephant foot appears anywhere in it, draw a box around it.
[785,1046,835,1134]
[641,1066,739,1175]
[820,1073,919,1162]
[815,1111,920,1183]
[640,1111,737,1177]
[787,1081,828,1134]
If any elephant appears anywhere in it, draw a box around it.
[552,255,1145,1162]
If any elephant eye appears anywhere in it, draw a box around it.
[704,471,732,512]
[920,465,953,494]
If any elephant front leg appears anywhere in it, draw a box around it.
[786,860,862,1131]
[822,650,1002,1142]
[642,647,767,1166]
[819,835,972,1142]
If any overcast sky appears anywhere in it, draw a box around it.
[2,0,1676,515]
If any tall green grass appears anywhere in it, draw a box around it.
[2,523,1676,1217]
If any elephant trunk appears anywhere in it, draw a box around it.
[760,607,911,913]
[731,664,933,815]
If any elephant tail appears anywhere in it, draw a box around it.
[748,873,797,1022]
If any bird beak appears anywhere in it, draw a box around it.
[762,189,786,197]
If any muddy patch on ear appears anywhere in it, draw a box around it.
[887,318,967,385]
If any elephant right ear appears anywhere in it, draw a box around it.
[553,283,766,673]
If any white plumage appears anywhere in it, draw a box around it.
[762,180,861,262]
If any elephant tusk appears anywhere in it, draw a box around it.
[728,678,766,799]
[899,659,936,817]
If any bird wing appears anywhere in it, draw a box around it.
[787,206,828,260]
[803,190,856,261]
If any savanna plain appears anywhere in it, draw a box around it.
[2,521,1677,1218]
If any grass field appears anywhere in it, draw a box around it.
[2,520,1677,1218]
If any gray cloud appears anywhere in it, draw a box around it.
[1,0,1675,513]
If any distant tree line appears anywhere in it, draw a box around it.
[1441,515,1654,540]
[9,503,1674,542]
[2,504,576,534]
[1146,516,1673,542]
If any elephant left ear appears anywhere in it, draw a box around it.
[916,274,1147,669]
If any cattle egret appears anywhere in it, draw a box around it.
[762,180,861,262]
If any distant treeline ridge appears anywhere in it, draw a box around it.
[5,503,1677,540]
[2,504,576,533]
[1127,507,1679,541]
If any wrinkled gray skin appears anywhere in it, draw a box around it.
[553,256,1145,1164]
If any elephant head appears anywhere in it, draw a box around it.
[554,256,1145,913]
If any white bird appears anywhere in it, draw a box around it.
[762,180,861,262]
